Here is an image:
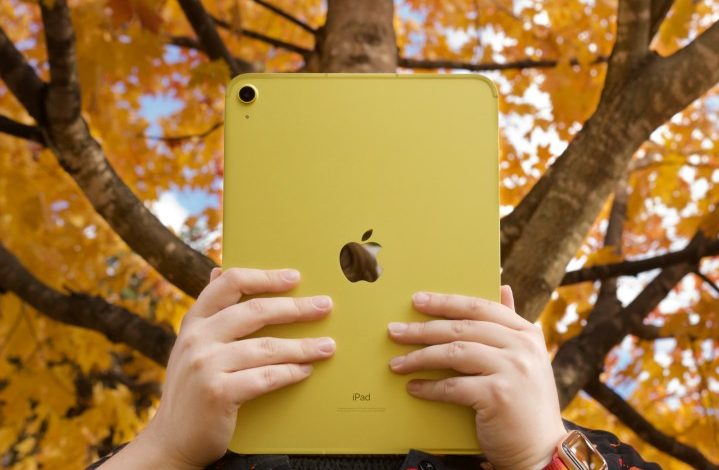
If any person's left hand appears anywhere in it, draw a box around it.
[388,286,568,470]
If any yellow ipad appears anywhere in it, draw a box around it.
[223,73,499,455]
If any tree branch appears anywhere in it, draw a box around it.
[591,176,629,317]
[0,243,175,366]
[694,269,719,296]
[398,55,609,72]
[176,0,243,76]
[35,0,216,299]
[631,320,719,341]
[171,27,309,60]
[249,0,317,34]
[554,257,694,407]
[603,0,652,93]
[64,353,161,417]
[500,19,719,322]
[649,0,674,41]
[168,32,258,73]
[585,377,719,469]
[208,15,314,56]
[173,28,609,73]
[0,26,46,123]
[500,6,652,262]
[168,34,204,50]
[144,121,223,143]
[0,114,45,145]
[561,236,719,285]
[650,20,719,121]
[630,323,666,340]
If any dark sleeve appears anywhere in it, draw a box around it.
[85,444,292,470]
[563,420,662,470]
[85,443,128,470]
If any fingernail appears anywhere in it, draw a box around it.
[312,296,331,309]
[300,364,313,374]
[388,322,408,334]
[413,292,430,305]
[389,356,405,368]
[317,337,336,354]
[210,267,221,280]
[282,269,300,282]
[407,381,421,393]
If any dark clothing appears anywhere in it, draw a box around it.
[87,420,662,470]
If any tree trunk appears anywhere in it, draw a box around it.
[319,0,397,72]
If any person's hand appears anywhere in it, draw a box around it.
[388,286,567,470]
[102,268,335,470]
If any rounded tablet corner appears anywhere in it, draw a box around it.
[467,74,498,99]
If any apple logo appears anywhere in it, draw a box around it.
[339,229,383,283]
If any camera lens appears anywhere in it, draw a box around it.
[238,85,257,103]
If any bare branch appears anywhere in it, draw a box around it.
[168,31,258,72]
[585,377,719,469]
[144,121,223,143]
[249,0,317,34]
[0,26,45,123]
[0,115,45,144]
[209,15,314,56]
[171,24,311,58]
[398,55,609,72]
[694,269,719,296]
[0,243,175,365]
[242,29,313,56]
[176,0,243,76]
[561,236,719,285]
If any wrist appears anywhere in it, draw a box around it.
[140,418,205,470]
[492,425,569,470]
[99,420,203,470]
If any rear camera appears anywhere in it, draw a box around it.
[238,85,257,104]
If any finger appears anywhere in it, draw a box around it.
[411,292,529,331]
[220,337,336,371]
[389,341,502,375]
[190,268,301,319]
[388,319,516,349]
[225,363,313,405]
[500,285,515,311]
[206,295,332,340]
[210,267,222,283]
[406,376,495,410]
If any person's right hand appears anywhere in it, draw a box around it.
[105,268,335,470]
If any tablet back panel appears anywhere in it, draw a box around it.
[223,73,499,454]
